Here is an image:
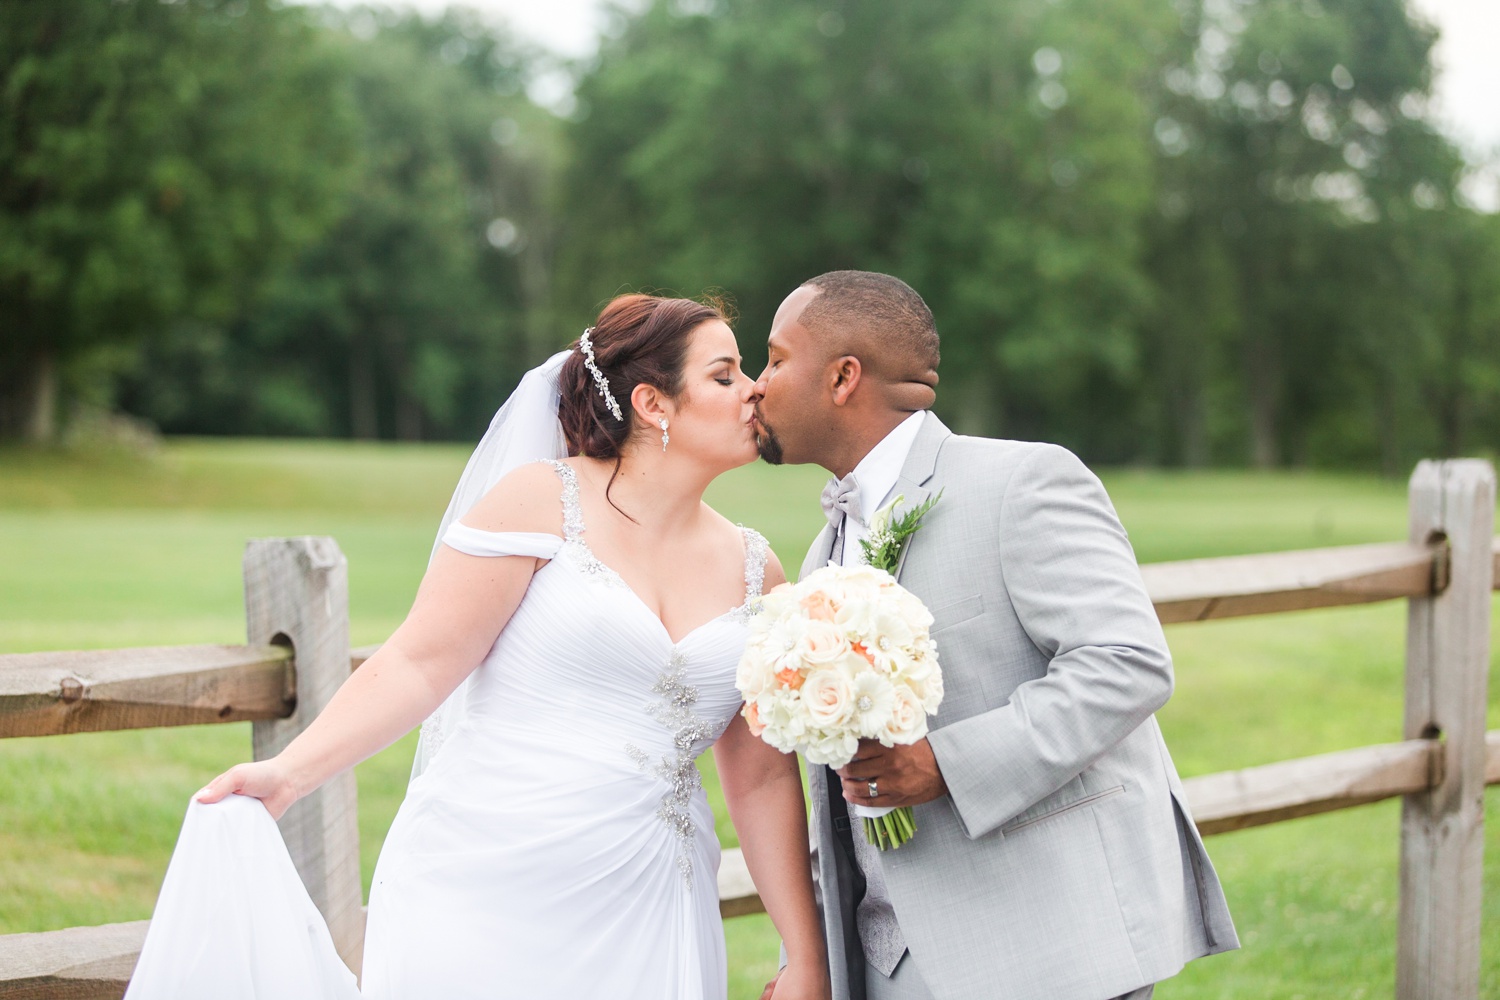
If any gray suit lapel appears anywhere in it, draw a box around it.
[891,412,951,584]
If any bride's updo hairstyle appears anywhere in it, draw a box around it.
[557,293,727,460]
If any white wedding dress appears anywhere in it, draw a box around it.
[126,459,767,1000]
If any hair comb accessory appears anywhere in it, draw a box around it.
[578,327,625,422]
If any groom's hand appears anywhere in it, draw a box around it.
[837,738,948,808]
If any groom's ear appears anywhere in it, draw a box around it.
[828,355,862,406]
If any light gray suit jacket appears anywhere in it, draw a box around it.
[799,413,1237,1000]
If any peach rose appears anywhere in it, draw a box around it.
[796,620,849,665]
[800,588,838,622]
[743,700,766,737]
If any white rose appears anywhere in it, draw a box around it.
[881,685,929,746]
[735,650,777,699]
[891,587,935,631]
[849,670,896,739]
[801,668,854,729]
[841,564,888,592]
[796,620,849,665]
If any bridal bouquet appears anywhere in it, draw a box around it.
[736,502,943,849]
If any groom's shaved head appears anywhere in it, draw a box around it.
[754,271,940,473]
[799,271,940,380]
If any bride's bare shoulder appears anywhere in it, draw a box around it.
[701,505,786,587]
[459,461,567,536]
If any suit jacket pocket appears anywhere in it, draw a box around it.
[929,593,984,633]
[1001,784,1126,836]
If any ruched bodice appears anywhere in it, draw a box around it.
[360,460,766,999]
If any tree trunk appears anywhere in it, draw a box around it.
[395,395,422,442]
[348,336,378,440]
[1178,387,1209,467]
[1244,332,1279,468]
[948,369,1002,437]
[0,350,59,444]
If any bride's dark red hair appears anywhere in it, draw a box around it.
[558,294,728,460]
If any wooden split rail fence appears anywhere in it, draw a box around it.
[1,459,1497,999]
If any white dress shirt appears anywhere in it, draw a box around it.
[837,411,927,569]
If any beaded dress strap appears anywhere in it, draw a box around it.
[740,527,768,602]
[544,460,586,542]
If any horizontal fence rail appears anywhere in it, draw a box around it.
[1,507,1496,999]
[1142,540,1443,623]
[6,735,1497,996]
[0,644,294,738]
[8,538,1497,741]
[713,732,1500,917]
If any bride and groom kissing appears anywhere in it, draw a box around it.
[131,271,1237,1000]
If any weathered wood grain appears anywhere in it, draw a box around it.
[709,733,1500,916]
[244,538,364,975]
[0,920,145,1000]
[1398,460,1493,1000]
[1142,540,1440,624]
[1182,739,1440,836]
[0,645,293,739]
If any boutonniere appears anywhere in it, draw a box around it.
[859,491,943,573]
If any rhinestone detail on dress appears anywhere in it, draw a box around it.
[627,649,716,888]
[728,527,768,623]
[546,460,629,588]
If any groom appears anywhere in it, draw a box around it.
[751,271,1237,1000]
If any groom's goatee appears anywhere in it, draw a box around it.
[754,412,784,465]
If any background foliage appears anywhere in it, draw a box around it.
[2,0,1498,464]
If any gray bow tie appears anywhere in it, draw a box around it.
[820,473,863,531]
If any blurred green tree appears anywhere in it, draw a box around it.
[560,0,1174,453]
[1140,0,1469,469]
[0,0,357,442]
[116,7,563,440]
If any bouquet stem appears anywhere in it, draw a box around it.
[862,806,917,850]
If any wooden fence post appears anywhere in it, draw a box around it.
[244,537,364,975]
[1398,460,1494,1000]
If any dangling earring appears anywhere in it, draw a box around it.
[659,418,669,452]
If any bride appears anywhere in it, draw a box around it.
[131,294,829,1000]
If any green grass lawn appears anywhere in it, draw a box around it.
[1,440,1496,998]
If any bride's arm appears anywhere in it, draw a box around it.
[195,464,561,819]
[714,556,831,1000]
